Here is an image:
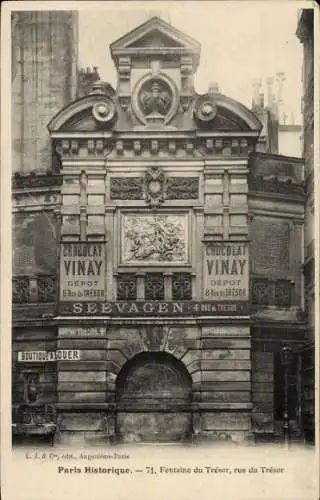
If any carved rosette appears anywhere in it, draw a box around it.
[92,98,116,126]
[143,167,166,207]
[194,94,217,123]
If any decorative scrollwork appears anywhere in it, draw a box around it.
[172,273,192,300]
[275,280,293,308]
[109,174,199,202]
[251,279,293,308]
[144,274,165,300]
[38,276,56,302]
[12,277,30,303]
[110,178,143,200]
[92,98,116,125]
[251,280,273,306]
[166,177,199,200]
[117,274,137,301]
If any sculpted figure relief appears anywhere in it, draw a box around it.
[139,80,172,116]
[123,215,186,263]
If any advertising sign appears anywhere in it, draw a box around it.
[59,300,249,316]
[60,241,105,301]
[203,241,249,301]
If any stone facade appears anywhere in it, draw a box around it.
[12,16,311,446]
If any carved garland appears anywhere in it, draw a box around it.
[110,170,199,202]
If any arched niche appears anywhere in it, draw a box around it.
[115,351,193,443]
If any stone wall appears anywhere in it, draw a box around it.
[12,12,78,174]
[53,324,253,445]
[13,211,56,275]
[196,325,252,442]
[251,351,274,434]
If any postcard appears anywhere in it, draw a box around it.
[1,1,319,499]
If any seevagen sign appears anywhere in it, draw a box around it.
[59,301,249,316]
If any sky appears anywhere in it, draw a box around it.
[78,1,305,125]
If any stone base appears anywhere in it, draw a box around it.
[192,430,255,445]
[193,410,253,444]
[54,431,114,447]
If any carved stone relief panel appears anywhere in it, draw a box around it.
[120,213,189,265]
[109,172,199,202]
[110,177,143,200]
[166,177,199,200]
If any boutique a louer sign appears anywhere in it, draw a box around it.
[18,350,80,362]
[60,242,105,301]
[203,241,249,301]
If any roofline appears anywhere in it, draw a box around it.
[109,16,201,68]
[250,151,304,164]
[214,93,263,132]
[110,16,200,50]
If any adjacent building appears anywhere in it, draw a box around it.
[296,8,315,444]
[12,15,312,445]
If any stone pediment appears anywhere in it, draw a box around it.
[127,28,184,48]
[110,17,200,66]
